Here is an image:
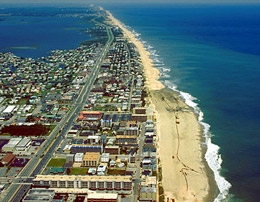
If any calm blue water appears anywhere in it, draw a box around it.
[101,3,260,202]
[1,3,260,202]
[0,6,93,58]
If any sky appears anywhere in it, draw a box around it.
[0,0,260,4]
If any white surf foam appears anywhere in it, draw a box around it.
[178,88,232,202]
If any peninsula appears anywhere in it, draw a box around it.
[0,5,215,202]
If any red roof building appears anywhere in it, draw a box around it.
[1,153,15,165]
[78,111,102,121]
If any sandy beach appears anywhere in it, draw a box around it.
[106,10,212,202]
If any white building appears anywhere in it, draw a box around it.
[97,165,107,176]
[2,137,22,152]
[2,105,16,114]
[16,137,31,151]
[87,135,100,144]
[100,153,110,163]
[74,153,84,162]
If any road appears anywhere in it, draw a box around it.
[133,123,146,201]
[1,25,114,202]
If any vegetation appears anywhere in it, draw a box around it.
[107,168,126,175]
[67,167,88,175]
[159,185,165,202]
[1,124,50,136]
[47,158,66,167]
[17,98,29,105]
[92,104,118,112]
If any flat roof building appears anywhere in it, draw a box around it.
[2,105,16,114]
[22,188,55,202]
[86,193,118,202]
[2,137,22,152]
[78,111,102,121]
[16,137,31,151]
[33,175,132,192]
[82,152,100,167]
[74,153,84,162]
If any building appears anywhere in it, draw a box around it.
[74,153,84,162]
[70,145,103,154]
[2,137,22,152]
[87,136,100,144]
[78,111,103,121]
[66,154,75,163]
[115,135,138,147]
[86,193,118,202]
[100,118,112,128]
[100,153,110,163]
[2,105,16,114]
[104,145,120,155]
[33,175,132,192]
[16,137,31,151]
[131,114,147,122]
[139,176,157,202]
[125,126,139,136]
[22,188,56,202]
[82,152,100,167]
[1,153,15,165]
[97,164,107,176]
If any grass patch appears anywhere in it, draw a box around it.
[47,158,66,167]
[107,168,126,175]
[67,167,88,175]
[17,98,28,105]
[46,125,56,135]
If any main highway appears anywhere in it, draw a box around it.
[1,26,114,202]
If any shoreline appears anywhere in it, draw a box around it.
[106,9,216,202]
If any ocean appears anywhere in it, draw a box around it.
[1,3,260,202]
[0,6,93,58]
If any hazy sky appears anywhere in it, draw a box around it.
[0,0,260,4]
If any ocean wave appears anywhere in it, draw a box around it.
[163,80,178,91]
[160,74,170,79]
[205,138,232,202]
[178,89,232,202]
[161,67,170,72]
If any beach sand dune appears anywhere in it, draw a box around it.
[106,10,211,202]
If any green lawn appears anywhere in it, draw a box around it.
[67,167,88,175]
[107,168,126,175]
[47,158,66,167]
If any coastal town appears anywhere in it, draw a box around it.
[0,7,158,202]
